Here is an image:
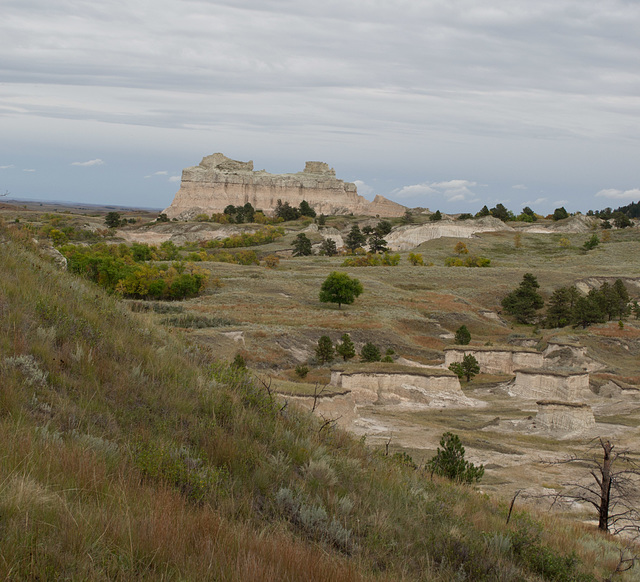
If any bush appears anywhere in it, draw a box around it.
[427,432,484,484]
[582,234,599,251]
[408,253,424,266]
[360,342,381,362]
[263,255,280,268]
[295,365,310,379]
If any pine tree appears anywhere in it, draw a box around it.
[501,273,544,324]
[320,238,338,256]
[336,333,356,362]
[360,342,381,362]
[345,225,366,252]
[292,233,313,256]
[454,325,471,345]
[315,336,334,364]
[426,432,484,484]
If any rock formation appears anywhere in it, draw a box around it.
[163,153,406,219]
[510,368,590,401]
[385,216,512,251]
[535,401,596,432]
[444,345,544,375]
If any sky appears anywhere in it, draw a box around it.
[2,0,640,214]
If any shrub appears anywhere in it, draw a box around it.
[295,365,310,379]
[263,255,280,268]
[426,432,484,484]
[583,234,599,251]
[408,253,424,266]
[360,342,381,362]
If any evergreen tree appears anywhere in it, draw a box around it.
[490,204,510,222]
[360,342,381,362]
[368,232,388,254]
[275,199,300,221]
[460,354,480,381]
[429,210,442,221]
[316,213,326,226]
[475,205,490,218]
[298,200,316,218]
[336,333,356,362]
[105,212,122,228]
[501,273,544,324]
[612,279,631,319]
[573,290,607,329]
[319,238,338,256]
[345,225,366,252]
[454,325,471,345]
[553,207,569,221]
[375,220,393,235]
[402,209,414,224]
[426,432,484,484]
[545,286,579,328]
[292,233,313,256]
[583,234,600,251]
[242,202,255,223]
[315,336,334,364]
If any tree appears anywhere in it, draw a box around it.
[402,209,414,224]
[454,241,469,255]
[368,232,388,254]
[319,238,338,256]
[573,290,606,329]
[454,325,471,345]
[242,202,255,223]
[429,210,442,221]
[345,225,366,253]
[360,342,381,362]
[319,271,363,309]
[105,212,122,228]
[408,253,424,266]
[613,211,631,229]
[544,285,579,328]
[521,206,537,221]
[427,432,484,484]
[292,233,313,256]
[583,234,600,251]
[275,199,300,221]
[336,333,356,362]
[475,205,491,218]
[375,220,393,236]
[315,336,334,364]
[299,200,316,218]
[490,203,511,222]
[316,213,326,226]
[501,273,544,324]
[553,206,569,221]
[546,438,640,535]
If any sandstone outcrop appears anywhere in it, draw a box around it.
[330,363,477,407]
[163,153,406,219]
[535,401,596,432]
[385,216,512,251]
[510,368,590,401]
[444,345,544,375]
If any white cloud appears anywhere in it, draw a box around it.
[393,183,437,199]
[0,164,15,169]
[154,171,168,175]
[393,179,480,203]
[595,188,640,200]
[554,199,569,206]
[512,184,527,190]
[22,168,36,172]
[71,159,104,167]
[353,179,374,197]
[168,175,181,183]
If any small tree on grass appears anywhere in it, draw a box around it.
[360,342,381,362]
[583,234,600,251]
[293,233,313,256]
[501,273,544,324]
[454,325,471,345]
[448,354,480,381]
[319,272,363,309]
[427,432,484,484]
[408,253,424,266]
[315,336,334,364]
[105,211,123,228]
[320,238,338,256]
[336,333,356,362]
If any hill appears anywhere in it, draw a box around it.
[1,213,639,580]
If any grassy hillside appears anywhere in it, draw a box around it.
[0,220,637,580]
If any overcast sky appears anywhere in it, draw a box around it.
[2,0,640,213]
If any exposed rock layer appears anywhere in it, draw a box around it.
[163,153,406,218]
[511,369,590,401]
[444,346,544,375]
[535,401,596,432]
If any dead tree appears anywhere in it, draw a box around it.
[546,438,640,536]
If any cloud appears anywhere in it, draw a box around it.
[71,159,104,166]
[595,188,640,200]
[394,179,479,204]
[22,168,36,172]
[512,184,527,190]
[168,175,181,183]
[0,164,15,169]
[354,180,373,197]
[154,171,168,175]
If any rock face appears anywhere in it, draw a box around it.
[444,346,544,375]
[330,365,473,407]
[163,153,406,219]
[535,401,596,432]
[510,369,590,401]
[385,216,512,251]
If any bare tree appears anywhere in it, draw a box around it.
[546,438,640,537]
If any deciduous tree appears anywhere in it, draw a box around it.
[319,271,363,309]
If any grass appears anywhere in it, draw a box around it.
[1,213,640,580]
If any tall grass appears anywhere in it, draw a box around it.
[0,221,636,580]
